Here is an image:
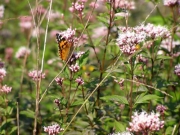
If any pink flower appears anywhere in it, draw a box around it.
[117,24,170,55]
[15,46,31,59]
[0,68,6,80]
[75,77,84,85]
[69,63,80,73]
[163,0,179,6]
[156,105,167,115]
[19,16,33,30]
[0,85,12,94]
[78,0,87,2]
[0,62,4,68]
[31,5,46,15]
[89,2,99,9]
[44,123,64,135]
[5,47,13,61]
[77,34,88,46]
[54,99,60,106]
[55,77,64,86]
[48,10,63,21]
[174,64,180,77]
[116,0,136,10]
[69,51,85,63]
[69,2,84,16]
[127,111,164,134]
[28,70,45,81]
[160,37,180,52]
[0,5,4,18]
[92,26,108,38]
[57,28,76,43]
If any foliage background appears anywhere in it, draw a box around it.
[0,0,180,135]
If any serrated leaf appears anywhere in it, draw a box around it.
[135,94,161,105]
[101,95,128,104]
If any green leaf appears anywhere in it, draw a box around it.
[9,126,18,134]
[20,109,35,119]
[114,120,126,132]
[79,50,89,67]
[101,95,128,104]
[156,55,172,60]
[135,94,161,105]
[71,100,84,106]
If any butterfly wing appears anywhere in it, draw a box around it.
[56,33,72,61]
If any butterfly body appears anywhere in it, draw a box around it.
[56,33,73,61]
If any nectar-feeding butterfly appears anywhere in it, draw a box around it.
[56,33,73,61]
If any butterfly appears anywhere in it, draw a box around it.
[56,33,73,61]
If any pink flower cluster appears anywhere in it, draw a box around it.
[0,85,12,94]
[28,70,45,81]
[117,23,170,55]
[127,111,164,134]
[19,16,33,30]
[69,1,85,16]
[15,46,31,59]
[156,105,167,115]
[174,64,180,77]
[44,123,64,135]
[58,28,76,43]
[54,99,60,106]
[114,0,135,10]
[0,5,4,28]
[70,51,85,63]
[116,30,146,55]
[75,77,84,85]
[55,77,64,86]
[0,5,4,18]
[0,68,6,81]
[134,23,170,39]
[69,63,80,73]
[163,0,179,6]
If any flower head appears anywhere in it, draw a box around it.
[55,77,64,86]
[69,63,80,73]
[0,5,4,18]
[75,77,84,85]
[28,70,45,81]
[114,0,135,10]
[69,51,85,63]
[57,28,76,43]
[117,24,170,55]
[69,1,85,16]
[15,46,31,59]
[163,0,179,7]
[0,68,6,81]
[89,2,99,9]
[156,105,167,115]
[19,16,33,30]
[174,64,180,77]
[127,111,164,134]
[54,99,60,106]
[0,85,12,94]
[44,123,64,135]
[110,131,133,135]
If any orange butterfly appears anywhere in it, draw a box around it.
[56,33,73,61]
